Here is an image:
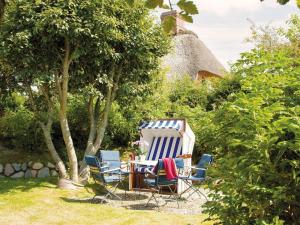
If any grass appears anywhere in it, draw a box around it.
[0,178,213,225]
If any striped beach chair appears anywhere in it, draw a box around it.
[131,119,195,194]
[135,136,183,173]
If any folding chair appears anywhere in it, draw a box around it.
[179,154,213,200]
[144,158,184,208]
[99,150,130,176]
[85,155,126,202]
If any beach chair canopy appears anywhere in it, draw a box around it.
[138,119,195,161]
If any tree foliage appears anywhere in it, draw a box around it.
[261,0,300,8]
[204,16,300,224]
[0,0,169,182]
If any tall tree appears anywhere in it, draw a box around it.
[0,0,169,183]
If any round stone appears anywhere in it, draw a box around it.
[47,162,55,169]
[24,169,32,178]
[21,163,27,171]
[11,171,25,179]
[32,162,44,170]
[31,170,37,178]
[0,164,3,174]
[4,164,14,176]
[12,163,21,172]
[51,170,58,177]
[37,167,50,178]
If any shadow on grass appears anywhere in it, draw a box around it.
[124,203,158,211]
[60,181,149,207]
[115,193,148,201]
[0,177,57,194]
[60,195,157,211]
[85,181,149,201]
[60,196,109,204]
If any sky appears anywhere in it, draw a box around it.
[161,0,300,69]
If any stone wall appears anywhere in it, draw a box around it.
[0,162,59,179]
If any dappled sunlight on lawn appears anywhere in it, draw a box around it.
[0,178,213,225]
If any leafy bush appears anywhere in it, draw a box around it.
[204,19,300,224]
[0,107,45,151]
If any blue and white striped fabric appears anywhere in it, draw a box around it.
[135,136,183,173]
[139,120,182,131]
[136,167,150,173]
[146,136,183,161]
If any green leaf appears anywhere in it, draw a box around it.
[180,13,193,23]
[162,16,176,34]
[177,0,198,15]
[277,0,289,5]
[145,0,164,9]
[162,4,170,9]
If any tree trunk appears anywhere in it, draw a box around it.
[79,67,121,182]
[57,38,78,182]
[0,0,5,22]
[93,87,114,152]
[92,66,121,154]
[40,120,68,178]
[78,90,114,182]
[25,81,69,180]
[84,95,98,156]
[59,113,78,182]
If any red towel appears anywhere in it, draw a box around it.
[163,158,178,180]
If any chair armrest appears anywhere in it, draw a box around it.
[183,166,206,177]
[100,168,121,174]
[184,166,206,171]
[144,168,157,177]
[100,165,109,169]
[192,167,206,171]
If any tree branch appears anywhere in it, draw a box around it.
[40,83,53,111]
[25,83,38,113]
[39,117,68,179]
[61,37,71,107]
[93,64,122,151]
[85,95,97,152]
[55,72,62,100]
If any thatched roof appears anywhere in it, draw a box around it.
[163,32,226,79]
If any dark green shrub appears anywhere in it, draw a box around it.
[0,107,45,151]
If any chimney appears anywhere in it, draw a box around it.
[160,10,186,35]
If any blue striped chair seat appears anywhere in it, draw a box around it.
[135,136,183,173]
[135,166,152,173]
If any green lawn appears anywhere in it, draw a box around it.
[0,178,213,225]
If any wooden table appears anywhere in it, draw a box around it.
[128,160,157,190]
[129,160,157,166]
